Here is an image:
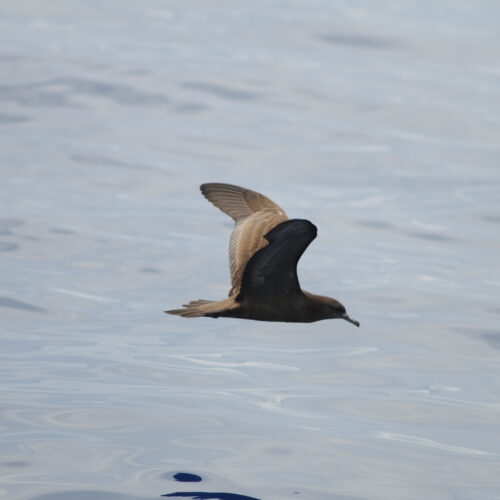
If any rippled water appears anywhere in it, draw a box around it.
[1,1,500,499]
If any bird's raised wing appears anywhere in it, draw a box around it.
[200,183,288,296]
[200,183,286,222]
[236,219,317,301]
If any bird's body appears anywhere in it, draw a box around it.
[166,183,359,326]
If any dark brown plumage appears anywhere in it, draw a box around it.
[166,183,359,326]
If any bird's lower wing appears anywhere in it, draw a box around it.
[237,219,317,301]
[228,210,288,296]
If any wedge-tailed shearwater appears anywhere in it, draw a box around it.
[166,183,359,326]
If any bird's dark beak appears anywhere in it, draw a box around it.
[342,313,360,327]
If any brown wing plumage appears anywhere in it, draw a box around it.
[200,183,286,222]
[200,183,288,296]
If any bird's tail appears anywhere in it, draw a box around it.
[165,299,233,318]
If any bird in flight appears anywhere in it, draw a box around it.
[166,183,359,326]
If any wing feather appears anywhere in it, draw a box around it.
[200,183,288,296]
[200,183,286,221]
[228,210,287,295]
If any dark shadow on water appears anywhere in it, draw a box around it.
[162,472,260,498]
[0,297,46,313]
[483,215,500,224]
[172,473,202,482]
[31,489,367,500]
[141,267,162,274]
[480,332,500,350]
[0,241,19,251]
[0,112,30,124]
[174,103,209,113]
[454,327,500,350]
[162,493,261,500]
[59,78,169,105]
[2,460,29,467]
[317,33,403,50]
[407,231,456,243]
[180,82,260,101]
[0,78,169,107]
[31,492,261,500]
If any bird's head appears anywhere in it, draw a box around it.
[319,296,360,327]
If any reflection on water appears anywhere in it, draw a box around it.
[162,472,262,499]
[163,493,262,500]
[172,473,203,482]
[1,1,500,500]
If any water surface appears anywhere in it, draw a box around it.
[1,1,500,499]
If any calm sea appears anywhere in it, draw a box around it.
[1,1,500,499]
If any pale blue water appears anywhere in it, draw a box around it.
[1,1,500,499]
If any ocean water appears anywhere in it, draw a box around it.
[1,1,500,499]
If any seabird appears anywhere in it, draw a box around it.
[166,183,359,326]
